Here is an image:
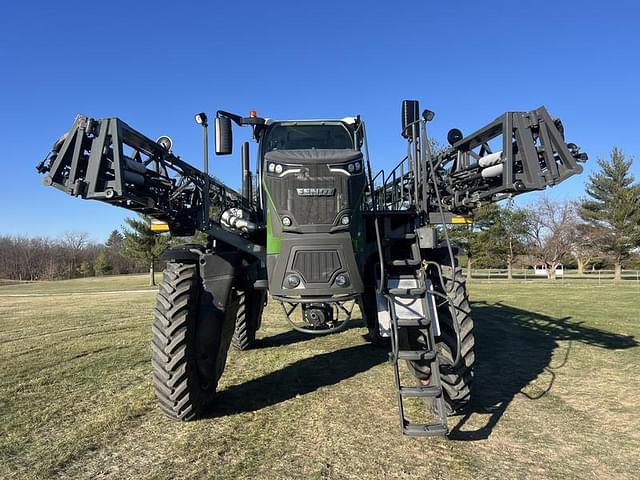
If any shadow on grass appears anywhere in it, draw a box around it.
[254,318,366,349]
[209,301,637,436]
[208,343,387,417]
[449,301,639,441]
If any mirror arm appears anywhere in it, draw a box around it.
[216,110,243,126]
[216,110,266,127]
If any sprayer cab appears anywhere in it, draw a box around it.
[259,119,368,333]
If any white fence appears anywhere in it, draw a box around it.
[465,268,640,284]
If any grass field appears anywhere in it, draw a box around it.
[0,274,160,295]
[1,276,638,479]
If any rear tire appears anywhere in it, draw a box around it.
[231,289,266,351]
[434,262,475,414]
[410,259,475,415]
[151,262,236,421]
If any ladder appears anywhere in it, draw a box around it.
[381,213,448,437]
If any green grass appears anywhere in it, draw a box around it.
[0,278,638,479]
[0,274,160,295]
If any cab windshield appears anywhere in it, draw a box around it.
[263,124,354,153]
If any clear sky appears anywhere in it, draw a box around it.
[1,0,638,242]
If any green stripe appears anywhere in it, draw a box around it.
[264,186,282,254]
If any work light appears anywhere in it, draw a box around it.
[194,112,208,126]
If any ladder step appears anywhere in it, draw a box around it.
[388,258,421,267]
[376,210,417,216]
[388,287,426,297]
[396,317,431,328]
[403,422,448,437]
[399,385,442,397]
[387,232,416,241]
[253,279,269,289]
[397,350,437,361]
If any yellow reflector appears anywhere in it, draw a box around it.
[451,216,473,224]
[150,222,170,232]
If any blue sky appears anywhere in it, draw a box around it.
[1,0,638,242]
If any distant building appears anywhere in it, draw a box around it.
[533,264,564,277]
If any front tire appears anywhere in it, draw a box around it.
[151,262,236,421]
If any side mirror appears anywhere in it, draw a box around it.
[401,100,420,139]
[215,116,233,155]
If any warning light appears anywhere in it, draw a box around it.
[150,221,170,233]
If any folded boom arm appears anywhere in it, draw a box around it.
[37,115,245,237]
[369,106,587,217]
[433,106,586,212]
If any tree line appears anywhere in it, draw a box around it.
[452,147,640,280]
[0,229,141,282]
[0,217,177,284]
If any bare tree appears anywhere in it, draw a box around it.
[572,221,607,274]
[62,231,90,278]
[524,197,578,280]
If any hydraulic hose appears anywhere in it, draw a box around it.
[422,121,462,369]
[360,121,386,295]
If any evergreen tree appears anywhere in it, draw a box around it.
[94,249,111,276]
[78,261,92,277]
[105,229,127,274]
[448,204,498,279]
[122,216,171,285]
[105,230,124,250]
[580,147,640,281]
[487,203,529,280]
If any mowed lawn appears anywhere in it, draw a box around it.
[0,276,638,479]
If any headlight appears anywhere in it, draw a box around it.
[286,274,301,288]
[341,215,350,225]
[329,161,363,175]
[282,216,292,227]
[335,274,350,287]
[266,163,302,176]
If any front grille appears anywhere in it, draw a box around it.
[293,250,341,284]
[264,149,365,226]
[267,164,348,225]
[290,170,342,225]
